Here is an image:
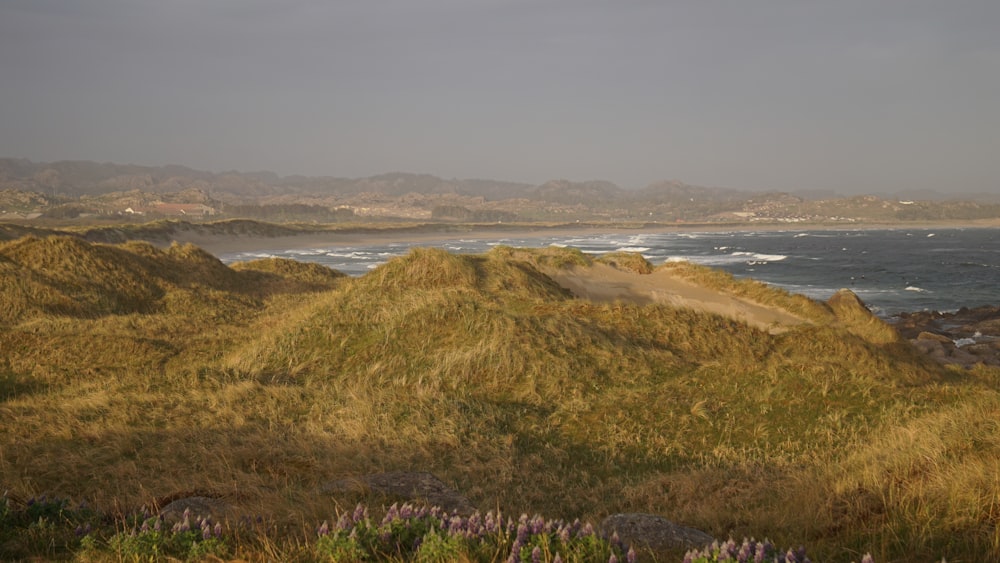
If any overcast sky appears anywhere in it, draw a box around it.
[1,1,998,194]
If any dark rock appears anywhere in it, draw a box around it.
[320,471,475,515]
[890,305,1000,368]
[600,513,714,553]
[158,496,236,523]
[917,331,952,343]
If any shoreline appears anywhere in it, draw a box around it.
[175,218,1000,256]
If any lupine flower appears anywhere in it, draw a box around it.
[352,503,366,523]
[558,524,571,544]
[554,555,563,563]
[214,522,223,538]
[755,541,768,563]
[532,546,542,563]
[530,515,546,535]
[516,522,529,545]
[608,554,618,563]
[336,512,351,530]
[382,503,399,524]
[448,515,463,535]
[317,520,330,536]
[861,555,875,563]
[627,546,637,563]
[400,503,413,519]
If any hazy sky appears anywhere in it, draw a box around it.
[1,1,998,194]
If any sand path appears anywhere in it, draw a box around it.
[544,263,808,333]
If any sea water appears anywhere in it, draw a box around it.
[218,227,1000,316]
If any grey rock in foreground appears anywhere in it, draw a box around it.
[158,496,236,523]
[600,513,714,552]
[321,471,476,515]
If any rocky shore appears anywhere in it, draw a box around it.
[889,305,1000,368]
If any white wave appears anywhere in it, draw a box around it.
[616,246,651,253]
[905,286,929,293]
[664,256,690,263]
[752,253,787,262]
[731,251,787,262]
[325,251,367,258]
[927,233,936,237]
[794,233,810,238]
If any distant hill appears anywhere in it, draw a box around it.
[2,157,1000,224]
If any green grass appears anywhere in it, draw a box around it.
[0,236,997,561]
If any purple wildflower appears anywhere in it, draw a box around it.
[627,546,637,563]
[317,520,330,536]
[484,511,497,534]
[532,546,542,563]
[383,503,400,525]
[861,555,875,563]
[558,524,571,544]
[449,515,464,535]
[755,541,769,563]
[214,522,223,538]
[516,522,529,545]
[609,555,618,563]
[531,515,546,535]
[352,503,366,523]
[337,512,352,530]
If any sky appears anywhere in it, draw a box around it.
[1,1,998,195]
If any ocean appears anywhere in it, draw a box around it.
[218,227,1000,317]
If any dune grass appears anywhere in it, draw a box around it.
[0,236,998,561]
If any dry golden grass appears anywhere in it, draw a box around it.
[1,237,998,561]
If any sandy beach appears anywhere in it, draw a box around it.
[170,218,1000,257]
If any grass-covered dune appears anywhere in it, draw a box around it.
[2,235,999,561]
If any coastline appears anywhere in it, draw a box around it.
[173,218,1000,257]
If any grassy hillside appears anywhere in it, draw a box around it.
[1,236,998,561]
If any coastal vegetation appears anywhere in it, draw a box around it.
[1,233,999,561]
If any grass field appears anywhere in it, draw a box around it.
[1,233,998,561]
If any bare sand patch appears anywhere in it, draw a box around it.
[544,263,808,333]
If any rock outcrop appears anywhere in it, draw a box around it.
[891,306,1000,368]
[600,513,715,553]
[320,471,476,515]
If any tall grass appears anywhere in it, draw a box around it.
[1,237,997,561]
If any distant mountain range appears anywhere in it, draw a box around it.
[1,158,999,224]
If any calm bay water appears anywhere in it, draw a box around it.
[219,227,1000,317]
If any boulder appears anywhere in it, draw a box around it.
[600,513,714,553]
[158,496,236,524]
[321,471,475,515]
